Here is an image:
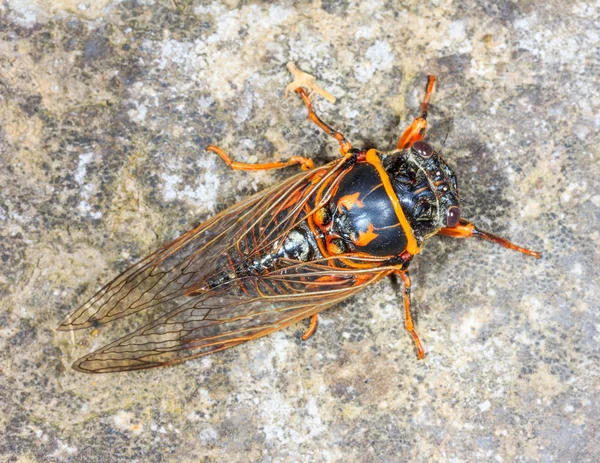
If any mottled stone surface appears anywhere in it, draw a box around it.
[1,0,598,461]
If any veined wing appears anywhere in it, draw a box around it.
[58,159,347,331]
[71,261,393,373]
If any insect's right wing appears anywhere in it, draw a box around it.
[58,187,266,330]
[70,261,393,373]
[58,159,347,331]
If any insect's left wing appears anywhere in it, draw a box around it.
[71,263,392,373]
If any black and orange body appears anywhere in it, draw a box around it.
[58,66,539,373]
[303,145,460,263]
[327,159,410,257]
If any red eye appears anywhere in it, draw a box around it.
[412,141,433,158]
[447,206,461,227]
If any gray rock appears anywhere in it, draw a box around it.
[0,1,598,461]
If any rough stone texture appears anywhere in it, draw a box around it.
[0,0,598,461]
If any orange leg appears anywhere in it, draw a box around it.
[294,88,353,155]
[396,75,436,150]
[395,270,426,359]
[206,145,314,171]
[438,219,541,258]
[301,314,319,341]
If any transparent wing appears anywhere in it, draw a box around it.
[71,264,391,373]
[59,159,399,373]
[58,192,264,330]
[58,161,344,331]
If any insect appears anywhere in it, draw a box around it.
[59,64,540,373]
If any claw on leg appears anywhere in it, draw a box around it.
[302,314,319,341]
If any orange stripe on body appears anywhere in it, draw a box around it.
[355,223,378,246]
[365,149,419,255]
[337,192,364,211]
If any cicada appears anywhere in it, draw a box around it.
[58,64,540,373]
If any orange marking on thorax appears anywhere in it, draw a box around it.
[365,149,419,255]
[337,192,364,211]
[314,208,327,226]
[354,223,379,246]
[326,239,344,255]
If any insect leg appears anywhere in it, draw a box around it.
[301,314,319,341]
[206,145,314,171]
[438,219,541,258]
[294,88,353,155]
[396,75,436,149]
[395,270,426,359]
